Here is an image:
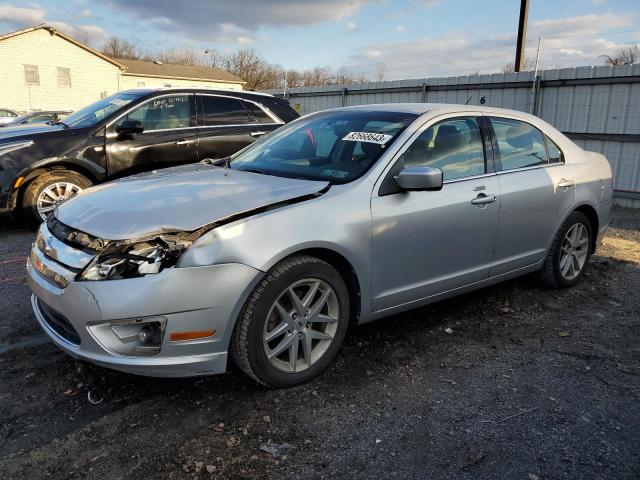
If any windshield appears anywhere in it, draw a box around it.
[63,91,145,128]
[229,110,418,183]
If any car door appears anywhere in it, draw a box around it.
[370,115,500,311]
[196,94,283,161]
[105,93,198,178]
[487,116,575,276]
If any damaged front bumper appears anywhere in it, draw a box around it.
[26,231,262,377]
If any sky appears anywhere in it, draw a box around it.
[0,0,639,80]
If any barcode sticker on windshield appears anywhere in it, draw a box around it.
[342,131,393,144]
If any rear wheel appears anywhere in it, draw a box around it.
[231,255,350,387]
[540,211,593,289]
[22,170,92,225]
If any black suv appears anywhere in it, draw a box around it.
[0,88,298,223]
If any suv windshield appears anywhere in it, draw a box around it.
[229,110,418,183]
[63,91,145,129]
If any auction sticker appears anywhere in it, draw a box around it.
[342,131,392,144]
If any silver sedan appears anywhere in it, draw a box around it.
[26,104,613,387]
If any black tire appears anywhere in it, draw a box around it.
[230,255,350,388]
[539,211,593,289]
[22,170,92,226]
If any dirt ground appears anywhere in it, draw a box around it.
[1,208,639,480]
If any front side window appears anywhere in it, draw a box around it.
[57,67,71,87]
[115,95,193,131]
[490,117,548,170]
[229,110,417,183]
[396,116,486,181]
[27,114,54,124]
[24,65,39,85]
[200,95,249,126]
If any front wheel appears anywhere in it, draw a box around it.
[231,255,350,388]
[22,170,92,225]
[539,211,593,289]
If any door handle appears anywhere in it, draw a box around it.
[175,139,195,146]
[558,178,575,188]
[471,193,497,205]
[250,131,267,137]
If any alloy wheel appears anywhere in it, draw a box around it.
[559,223,589,280]
[263,278,339,373]
[36,182,82,220]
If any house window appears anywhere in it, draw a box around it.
[137,81,146,87]
[24,65,40,85]
[57,67,71,87]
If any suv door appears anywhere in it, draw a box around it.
[106,93,197,177]
[486,116,574,276]
[196,94,283,161]
[370,115,500,311]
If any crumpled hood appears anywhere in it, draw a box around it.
[57,164,329,240]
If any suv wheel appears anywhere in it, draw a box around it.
[231,255,350,388]
[23,170,92,224]
[540,211,593,289]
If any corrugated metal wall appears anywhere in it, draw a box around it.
[266,65,640,207]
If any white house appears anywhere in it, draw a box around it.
[0,24,245,113]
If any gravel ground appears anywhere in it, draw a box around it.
[0,208,639,479]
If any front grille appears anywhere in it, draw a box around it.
[38,299,81,345]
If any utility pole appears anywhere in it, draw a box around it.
[515,0,530,72]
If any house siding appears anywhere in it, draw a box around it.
[0,29,121,112]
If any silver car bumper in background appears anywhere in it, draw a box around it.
[27,243,261,377]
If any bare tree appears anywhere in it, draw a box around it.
[101,36,140,60]
[375,63,387,81]
[71,30,93,47]
[602,44,639,66]
[146,48,204,66]
[501,57,536,74]
[222,49,282,90]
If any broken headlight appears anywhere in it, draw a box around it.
[79,236,190,281]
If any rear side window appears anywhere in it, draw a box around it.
[199,95,249,126]
[241,101,273,124]
[490,117,548,170]
[545,136,563,163]
[397,116,486,181]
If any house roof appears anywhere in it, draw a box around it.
[0,24,124,69]
[118,58,245,84]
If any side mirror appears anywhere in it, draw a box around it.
[393,166,443,191]
[115,120,144,137]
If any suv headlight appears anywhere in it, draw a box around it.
[79,236,191,281]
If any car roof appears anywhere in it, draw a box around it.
[333,103,539,120]
[125,87,276,100]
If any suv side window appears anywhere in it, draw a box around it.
[489,117,548,170]
[200,95,249,126]
[397,116,486,181]
[241,100,273,124]
[27,114,53,124]
[115,95,193,131]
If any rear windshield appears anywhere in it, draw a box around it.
[229,110,417,183]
